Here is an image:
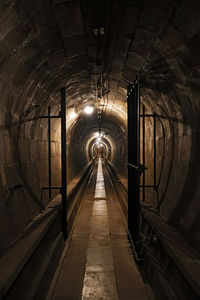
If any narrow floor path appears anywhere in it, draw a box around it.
[81,158,117,299]
[94,158,106,199]
[51,159,149,300]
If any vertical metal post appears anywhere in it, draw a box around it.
[142,105,145,203]
[48,107,52,200]
[153,112,157,189]
[127,85,134,240]
[136,74,141,246]
[61,88,67,239]
[127,73,141,249]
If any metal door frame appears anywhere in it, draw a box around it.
[41,88,67,240]
[127,74,159,260]
[140,107,158,206]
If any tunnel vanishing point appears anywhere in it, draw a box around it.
[0,0,200,299]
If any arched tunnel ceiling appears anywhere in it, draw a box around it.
[1,0,200,254]
[1,0,199,125]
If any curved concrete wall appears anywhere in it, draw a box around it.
[0,0,199,253]
[142,87,200,249]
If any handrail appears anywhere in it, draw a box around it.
[118,179,128,193]
[127,163,138,170]
[67,160,94,200]
[41,160,94,205]
[106,160,128,193]
[106,160,142,263]
[127,163,147,174]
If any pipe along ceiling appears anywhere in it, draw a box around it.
[0,0,200,253]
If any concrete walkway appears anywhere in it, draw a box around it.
[51,159,149,300]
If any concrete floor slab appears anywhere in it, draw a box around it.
[81,271,118,300]
[94,159,106,199]
[85,247,114,272]
[92,200,107,216]
[87,234,110,248]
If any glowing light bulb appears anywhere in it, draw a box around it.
[97,137,101,141]
[84,106,94,114]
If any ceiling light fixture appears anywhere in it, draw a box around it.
[84,106,94,115]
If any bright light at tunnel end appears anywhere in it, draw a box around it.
[84,105,94,115]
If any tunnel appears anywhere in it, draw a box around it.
[0,0,200,299]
